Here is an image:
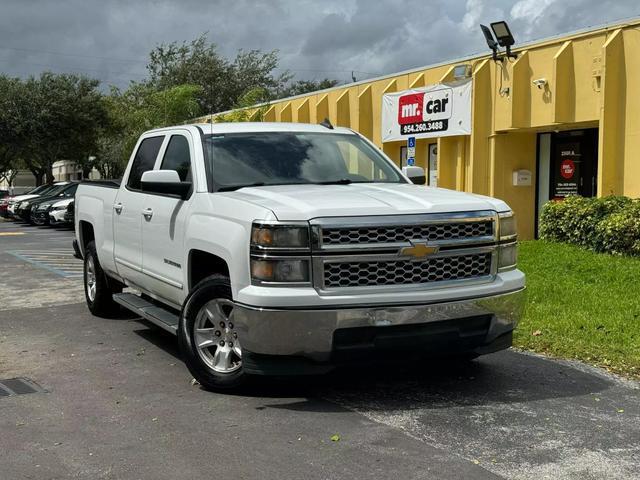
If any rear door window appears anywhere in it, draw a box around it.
[126,136,165,190]
[160,135,192,182]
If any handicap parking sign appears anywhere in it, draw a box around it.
[406,136,416,166]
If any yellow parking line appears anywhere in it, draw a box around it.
[0,232,25,236]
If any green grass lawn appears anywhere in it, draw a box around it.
[515,240,640,379]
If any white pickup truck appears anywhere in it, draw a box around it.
[75,122,525,391]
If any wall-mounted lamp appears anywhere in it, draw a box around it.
[453,64,472,80]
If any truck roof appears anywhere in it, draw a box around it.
[150,122,357,136]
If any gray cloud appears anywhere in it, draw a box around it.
[0,0,638,91]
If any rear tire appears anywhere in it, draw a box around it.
[178,275,247,392]
[83,240,122,317]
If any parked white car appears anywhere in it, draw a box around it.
[75,122,525,391]
[48,198,74,225]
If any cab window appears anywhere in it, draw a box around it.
[127,136,164,190]
[160,135,192,182]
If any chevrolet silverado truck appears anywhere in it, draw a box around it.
[74,122,525,391]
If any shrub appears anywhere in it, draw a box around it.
[539,195,640,255]
[595,201,640,255]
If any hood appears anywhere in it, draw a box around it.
[225,183,510,221]
[25,194,66,207]
[51,198,73,208]
[9,194,40,203]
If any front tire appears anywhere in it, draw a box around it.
[83,240,122,316]
[178,275,246,391]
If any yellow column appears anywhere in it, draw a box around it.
[510,51,531,128]
[357,86,373,140]
[552,41,575,123]
[336,90,350,127]
[469,59,492,195]
[263,105,276,122]
[598,29,625,196]
[297,99,310,124]
[279,102,292,122]
[315,94,329,124]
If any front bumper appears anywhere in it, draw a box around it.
[16,207,32,221]
[49,209,69,225]
[31,210,50,224]
[233,287,526,375]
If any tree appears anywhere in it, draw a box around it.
[0,76,28,184]
[95,83,202,177]
[213,87,270,123]
[146,35,292,114]
[275,78,339,99]
[4,73,109,185]
[0,147,21,187]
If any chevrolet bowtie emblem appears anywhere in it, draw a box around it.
[398,241,439,259]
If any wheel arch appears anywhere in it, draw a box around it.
[188,249,231,292]
[79,220,95,255]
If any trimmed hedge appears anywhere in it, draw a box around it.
[539,195,640,255]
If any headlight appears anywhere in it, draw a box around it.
[251,223,310,249]
[51,204,67,211]
[498,212,517,240]
[497,212,517,271]
[250,258,310,283]
[250,222,312,285]
[498,242,518,271]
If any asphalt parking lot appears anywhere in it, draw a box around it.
[1,219,639,480]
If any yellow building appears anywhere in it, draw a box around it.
[197,18,640,240]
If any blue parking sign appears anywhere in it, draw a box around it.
[408,137,416,148]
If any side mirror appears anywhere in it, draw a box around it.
[402,166,426,185]
[141,170,192,200]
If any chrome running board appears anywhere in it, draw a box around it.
[113,293,179,335]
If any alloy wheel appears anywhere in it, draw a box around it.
[193,299,242,373]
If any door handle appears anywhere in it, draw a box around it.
[113,203,123,214]
[142,208,153,220]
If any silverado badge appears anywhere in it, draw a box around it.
[398,241,439,260]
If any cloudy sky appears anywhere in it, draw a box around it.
[0,0,638,91]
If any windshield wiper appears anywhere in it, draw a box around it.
[217,182,266,192]
[314,178,353,185]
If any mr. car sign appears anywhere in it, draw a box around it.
[398,90,450,125]
[382,79,471,142]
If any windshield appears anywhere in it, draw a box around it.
[27,184,52,195]
[42,184,69,197]
[60,183,78,196]
[203,132,405,191]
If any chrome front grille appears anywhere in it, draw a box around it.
[322,220,493,246]
[322,252,492,288]
[310,212,498,292]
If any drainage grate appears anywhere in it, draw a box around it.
[0,378,45,396]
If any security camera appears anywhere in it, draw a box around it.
[532,78,548,89]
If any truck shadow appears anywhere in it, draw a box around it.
[132,323,613,411]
